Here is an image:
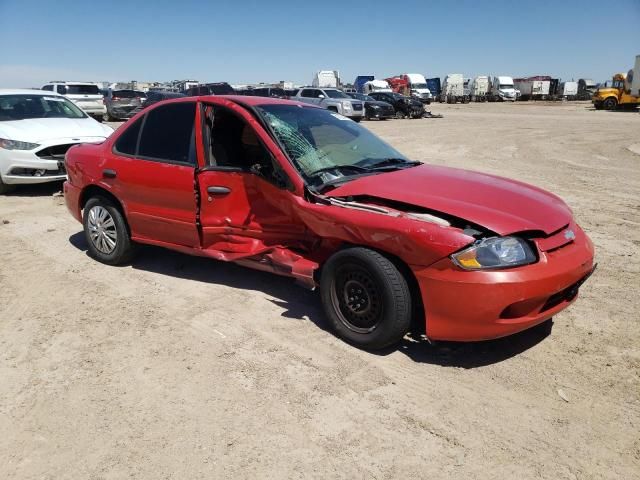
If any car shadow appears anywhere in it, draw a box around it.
[5,181,64,197]
[68,232,552,368]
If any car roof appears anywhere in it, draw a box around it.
[161,95,318,109]
[0,88,63,96]
[45,81,99,85]
[200,95,315,107]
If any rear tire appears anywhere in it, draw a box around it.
[83,196,136,265]
[320,247,412,350]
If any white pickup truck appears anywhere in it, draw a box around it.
[294,87,365,121]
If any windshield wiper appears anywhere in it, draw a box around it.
[365,158,422,170]
[308,164,370,178]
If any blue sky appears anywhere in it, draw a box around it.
[1,0,638,88]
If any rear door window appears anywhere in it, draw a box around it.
[137,102,197,165]
[114,116,143,156]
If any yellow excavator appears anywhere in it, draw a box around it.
[592,56,640,110]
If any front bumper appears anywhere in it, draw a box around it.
[367,106,395,119]
[0,137,106,185]
[412,225,595,341]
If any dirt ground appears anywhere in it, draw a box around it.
[1,102,638,480]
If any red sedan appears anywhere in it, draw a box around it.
[64,96,595,349]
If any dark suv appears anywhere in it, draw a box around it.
[184,82,235,96]
[368,92,424,119]
[129,91,186,116]
[105,89,147,121]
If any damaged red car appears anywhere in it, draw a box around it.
[64,96,595,349]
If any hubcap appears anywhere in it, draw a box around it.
[331,265,382,333]
[87,206,117,254]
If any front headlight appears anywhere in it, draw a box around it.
[342,102,352,111]
[0,138,40,150]
[451,237,536,270]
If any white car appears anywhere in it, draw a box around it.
[41,81,106,120]
[0,89,113,193]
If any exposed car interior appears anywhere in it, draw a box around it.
[202,105,274,175]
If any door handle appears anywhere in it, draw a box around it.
[207,186,231,195]
[103,169,116,179]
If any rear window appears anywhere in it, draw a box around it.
[64,84,101,95]
[113,90,146,98]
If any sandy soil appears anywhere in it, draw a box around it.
[0,102,638,479]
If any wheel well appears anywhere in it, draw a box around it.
[317,244,426,334]
[79,186,129,230]
[327,106,338,112]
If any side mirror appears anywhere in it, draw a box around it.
[318,94,325,99]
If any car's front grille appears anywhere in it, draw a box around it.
[35,144,76,161]
[352,103,363,111]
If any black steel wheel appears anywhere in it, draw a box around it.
[320,248,412,350]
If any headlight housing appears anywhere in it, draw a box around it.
[451,237,536,270]
[342,101,352,112]
[0,138,40,150]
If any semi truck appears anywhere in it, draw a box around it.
[312,70,340,88]
[556,81,578,100]
[354,75,374,93]
[426,77,441,99]
[362,79,392,94]
[403,73,432,103]
[439,74,467,103]
[630,54,640,97]
[470,76,490,101]
[487,76,517,102]
[577,79,597,100]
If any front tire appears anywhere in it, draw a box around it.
[603,97,617,110]
[320,248,412,350]
[83,196,136,265]
[352,117,362,123]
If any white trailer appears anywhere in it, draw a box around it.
[514,77,551,100]
[630,54,640,97]
[363,80,392,94]
[439,74,467,103]
[312,70,340,88]
[557,81,578,100]
[470,76,490,101]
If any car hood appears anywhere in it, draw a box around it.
[0,117,112,143]
[327,164,572,235]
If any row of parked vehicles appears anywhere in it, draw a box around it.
[349,73,600,104]
[40,80,437,123]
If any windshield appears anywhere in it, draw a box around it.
[0,94,87,121]
[257,104,411,186]
[499,84,514,89]
[412,83,428,89]
[65,84,101,95]
[324,90,349,99]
